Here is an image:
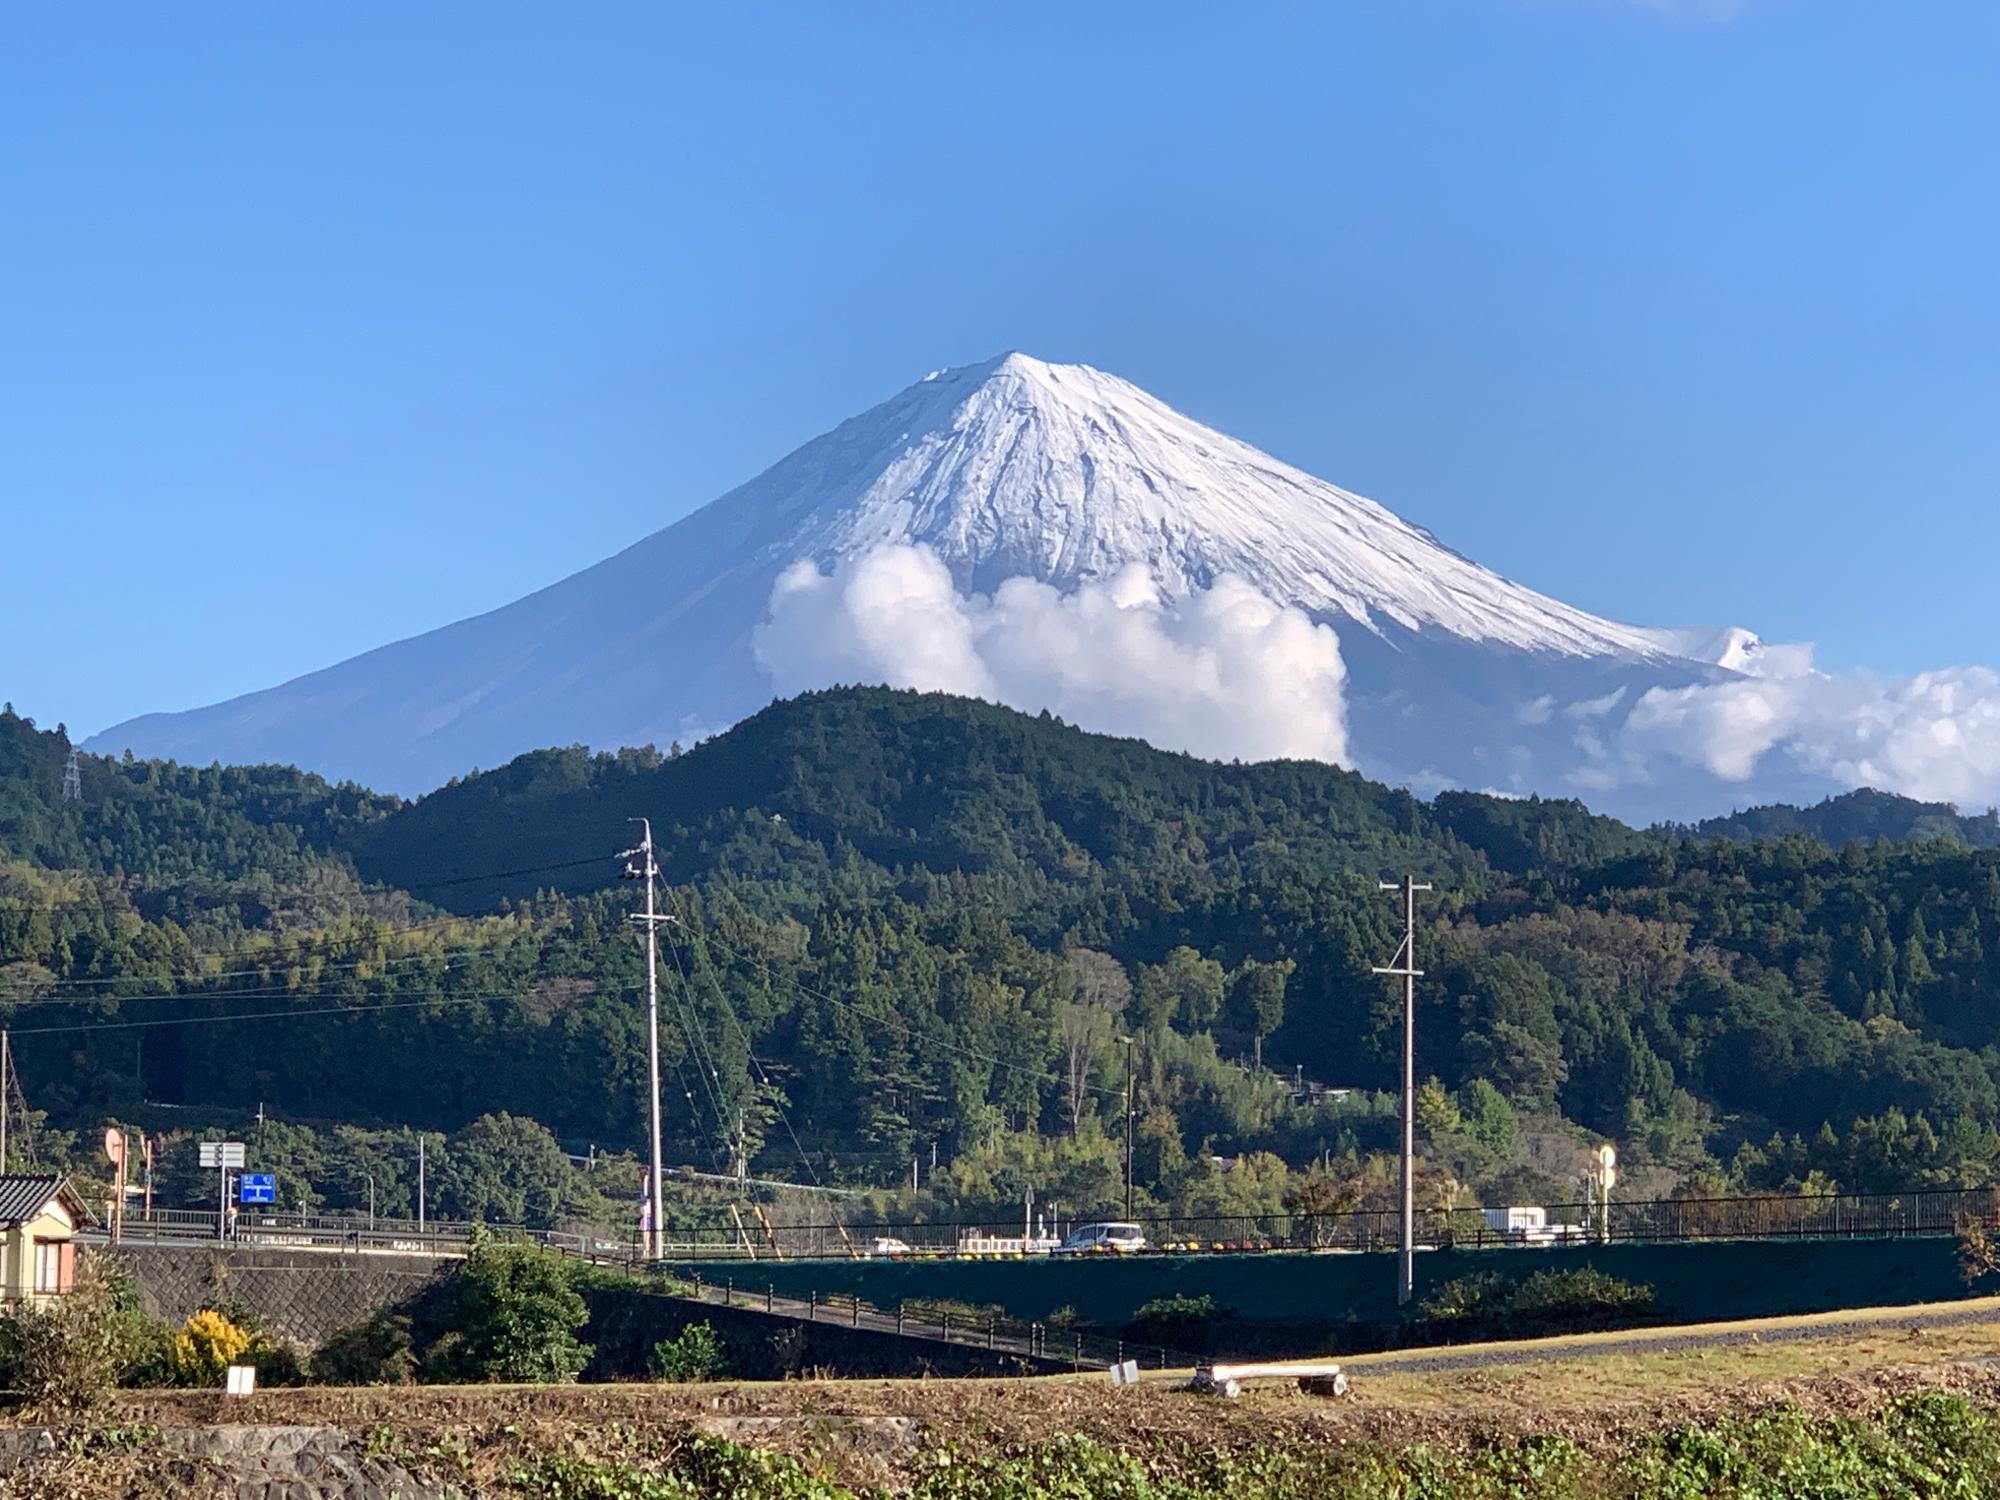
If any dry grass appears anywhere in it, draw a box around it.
[13,1298,2000,1497]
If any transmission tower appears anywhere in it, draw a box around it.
[61,748,81,804]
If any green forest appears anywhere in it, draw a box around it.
[5,687,2000,1234]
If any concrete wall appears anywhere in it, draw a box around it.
[669,1234,1973,1350]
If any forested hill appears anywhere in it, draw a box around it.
[347,687,1654,913]
[1687,788,2000,850]
[10,690,2000,1227]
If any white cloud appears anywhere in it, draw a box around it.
[1612,648,2000,807]
[754,545,1350,767]
[1566,687,1628,720]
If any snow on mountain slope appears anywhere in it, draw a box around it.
[89,352,1798,814]
[730,353,1685,660]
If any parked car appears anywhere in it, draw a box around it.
[867,1236,913,1258]
[1052,1221,1148,1255]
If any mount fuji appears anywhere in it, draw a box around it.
[90,354,1835,818]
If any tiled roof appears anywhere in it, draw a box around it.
[0,1173,87,1227]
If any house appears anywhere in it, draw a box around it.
[0,1174,95,1310]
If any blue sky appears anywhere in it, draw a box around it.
[3,1,1995,738]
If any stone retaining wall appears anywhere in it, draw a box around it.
[100,1244,453,1348]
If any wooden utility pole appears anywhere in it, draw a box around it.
[1373,876,1432,1306]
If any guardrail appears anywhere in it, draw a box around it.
[84,1185,2000,1264]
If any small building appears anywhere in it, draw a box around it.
[0,1174,94,1310]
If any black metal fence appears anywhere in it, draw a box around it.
[667,1268,1188,1372]
[94,1206,632,1260]
[89,1185,2000,1264]
[641,1185,2000,1261]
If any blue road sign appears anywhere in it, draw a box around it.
[239,1173,276,1205]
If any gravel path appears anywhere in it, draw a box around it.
[1347,1303,2000,1375]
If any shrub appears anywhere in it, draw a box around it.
[168,1308,252,1385]
[312,1308,416,1386]
[421,1234,591,1383]
[108,1306,177,1388]
[1418,1268,1653,1341]
[1131,1293,1221,1342]
[647,1321,729,1383]
[245,1338,310,1388]
[0,1262,128,1410]
[900,1298,1004,1326]
[1959,1214,2000,1284]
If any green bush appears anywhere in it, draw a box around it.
[1418,1267,1653,1341]
[1130,1293,1221,1341]
[485,1400,2000,1500]
[421,1232,592,1383]
[312,1307,416,1386]
[0,1263,129,1410]
[647,1321,729,1383]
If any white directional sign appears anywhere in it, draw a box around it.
[198,1141,246,1169]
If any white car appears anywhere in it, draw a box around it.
[867,1236,913,1258]
[1052,1221,1148,1255]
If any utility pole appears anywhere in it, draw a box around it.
[1,1028,9,1173]
[1118,1035,1136,1218]
[621,819,668,1261]
[1373,875,1432,1306]
[417,1134,426,1232]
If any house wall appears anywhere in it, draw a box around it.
[1,1203,76,1309]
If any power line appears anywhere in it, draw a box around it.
[7,919,543,998]
[394,855,612,890]
[692,920,1129,1102]
[0,853,614,915]
[668,917,832,1194]
[1,991,509,1037]
[7,898,572,992]
[660,925,730,1134]
[4,946,508,1004]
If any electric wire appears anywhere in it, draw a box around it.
[690,919,1129,1102]
[668,913,834,1193]
[658,930,730,1137]
[0,991,509,1037]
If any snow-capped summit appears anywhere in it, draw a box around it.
[726,351,1682,660]
[91,353,1798,815]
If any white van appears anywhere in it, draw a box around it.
[1052,1221,1148,1255]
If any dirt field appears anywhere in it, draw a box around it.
[12,1298,2000,1496]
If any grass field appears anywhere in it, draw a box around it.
[11,1298,2000,1496]
[139,1301,2000,1446]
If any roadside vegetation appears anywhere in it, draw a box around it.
[1415,1268,1657,1343]
[506,1397,2000,1500]
[0,1238,630,1407]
